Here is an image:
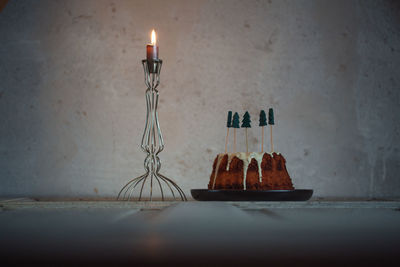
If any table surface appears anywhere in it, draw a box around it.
[1,198,400,266]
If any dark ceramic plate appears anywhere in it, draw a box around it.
[191,189,313,201]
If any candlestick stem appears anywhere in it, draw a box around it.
[117,59,186,201]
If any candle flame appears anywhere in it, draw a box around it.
[151,29,156,45]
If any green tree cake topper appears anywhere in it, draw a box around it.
[268,108,275,152]
[259,110,267,126]
[241,111,251,128]
[225,111,233,153]
[227,111,233,128]
[232,112,240,128]
[268,108,275,125]
[259,110,267,152]
[241,111,251,153]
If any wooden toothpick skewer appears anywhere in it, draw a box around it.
[270,124,274,152]
[225,128,229,153]
[261,126,264,153]
[233,128,237,153]
[245,128,248,153]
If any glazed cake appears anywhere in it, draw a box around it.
[208,152,294,190]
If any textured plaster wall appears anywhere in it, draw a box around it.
[0,0,399,198]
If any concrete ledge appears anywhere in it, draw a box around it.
[1,199,400,211]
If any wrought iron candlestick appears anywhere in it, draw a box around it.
[117,59,187,201]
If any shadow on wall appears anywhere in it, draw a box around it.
[0,0,46,196]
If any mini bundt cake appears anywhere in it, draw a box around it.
[208,152,294,190]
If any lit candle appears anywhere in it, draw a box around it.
[146,29,159,61]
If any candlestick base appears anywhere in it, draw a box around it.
[117,59,186,201]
